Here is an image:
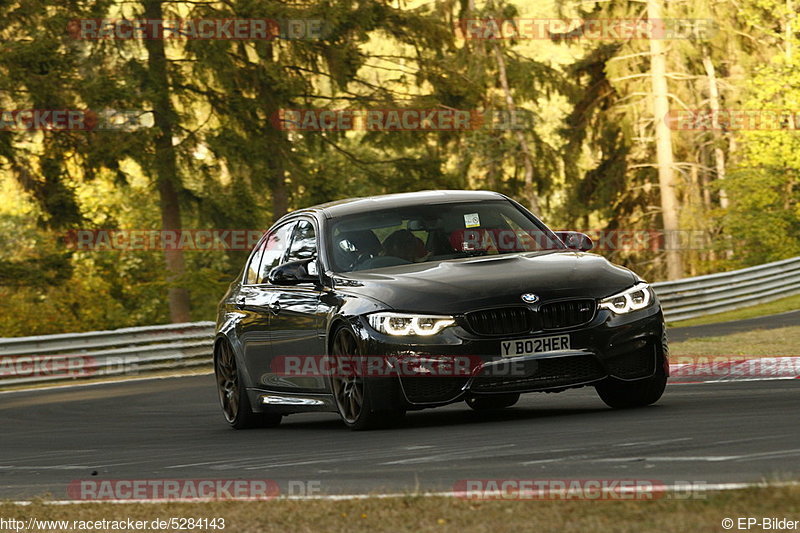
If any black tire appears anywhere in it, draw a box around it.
[329,326,405,430]
[595,345,668,409]
[466,393,520,411]
[215,340,282,429]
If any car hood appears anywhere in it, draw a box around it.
[332,251,639,314]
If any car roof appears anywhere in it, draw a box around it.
[292,190,509,219]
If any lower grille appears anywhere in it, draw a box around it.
[400,377,468,403]
[471,355,605,393]
[464,307,534,336]
[540,300,595,329]
[606,348,656,379]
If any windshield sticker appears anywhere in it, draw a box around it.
[464,213,480,228]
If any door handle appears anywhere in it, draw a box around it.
[234,296,246,309]
[268,300,281,314]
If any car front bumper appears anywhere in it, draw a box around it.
[357,305,666,405]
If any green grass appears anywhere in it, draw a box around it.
[669,325,800,358]
[3,485,799,533]
[668,293,800,328]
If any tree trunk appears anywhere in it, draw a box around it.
[492,43,542,215]
[689,163,700,209]
[648,0,683,279]
[787,0,794,61]
[700,169,712,211]
[143,0,191,323]
[258,40,289,222]
[271,164,288,221]
[701,49,729,209]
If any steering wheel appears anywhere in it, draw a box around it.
[351,252,375,270]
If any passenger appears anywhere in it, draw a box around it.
[382,229,429,262]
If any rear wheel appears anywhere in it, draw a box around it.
[215,340,282,429]
[466,393,520,411]
[329,326,405,430]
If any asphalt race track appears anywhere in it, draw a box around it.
[1,319,799,500]
[666,310,800,342]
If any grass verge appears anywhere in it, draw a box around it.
[3,485,799,533]
[669,325,800,358]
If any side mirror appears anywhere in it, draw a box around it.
[267,258,319,285]
[555,231,594,252]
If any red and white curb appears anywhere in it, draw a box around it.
[669,356,800,384]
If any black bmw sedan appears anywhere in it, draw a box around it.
[214,190,668,430]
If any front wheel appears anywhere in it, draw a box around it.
[215,340,282,429]
[595,359,667,409]
[329,326,405,430]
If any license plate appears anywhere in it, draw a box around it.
[500,335,571,357]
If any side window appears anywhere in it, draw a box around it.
[245,237,267,285]
[257,222,295,283]
[286,220,317,263]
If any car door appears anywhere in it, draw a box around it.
[262,218,328,392]
[238,221,296,388]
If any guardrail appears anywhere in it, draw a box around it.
[0,321,215,387]
[652,256,800,322]
[1,256,799,388]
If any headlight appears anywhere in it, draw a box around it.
[599,283,653,314]
[367,312,455,336]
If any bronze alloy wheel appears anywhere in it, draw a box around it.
[330,328,365,425]
[215,340,239,423]
[215,340,281,429]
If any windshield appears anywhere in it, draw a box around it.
[327,200,564,273]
